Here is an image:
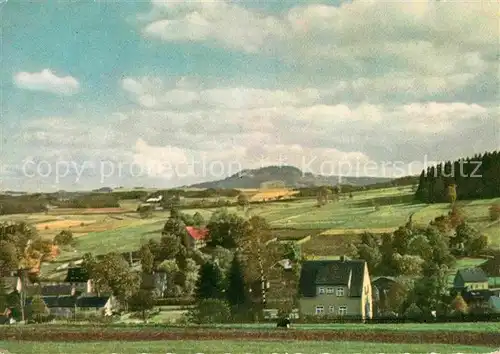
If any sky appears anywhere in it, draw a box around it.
[0,0,498,192]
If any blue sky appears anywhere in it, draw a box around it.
[0,0,498,191]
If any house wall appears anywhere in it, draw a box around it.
[49,307,74,318]
[464,281,488,290]
[361,263,373,319]
[299,264,373,319]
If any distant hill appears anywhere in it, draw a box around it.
[188,165,394,189]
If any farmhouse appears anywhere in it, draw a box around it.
[28,295,116,318]
[184,226,208,249]
[64,267,94,295]
[298,256,373,319]
[453,268,489,291]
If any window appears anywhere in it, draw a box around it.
[318,287,325,295]
[315,306,324,315]
[328,305,335,313]
[326,287,334,294]
[338,306,347,316]
[336,287,344,296]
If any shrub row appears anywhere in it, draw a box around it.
[154,297,196,306]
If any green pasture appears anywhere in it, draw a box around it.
[0,340,494,354]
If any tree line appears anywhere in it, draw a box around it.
[415,150,500,203]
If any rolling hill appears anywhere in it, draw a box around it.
[188,165,393,189]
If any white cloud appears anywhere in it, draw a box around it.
[13,69,80,96]
[138,0,497,102]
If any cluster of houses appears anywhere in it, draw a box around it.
[2,224,500,323]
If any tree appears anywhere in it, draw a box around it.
[489,204,500,221]
[206,209,249,248]
[193,212,205,227]
[450,294,468,315]
[316,186,329,206]
[410,263,450,315]
[162,215,185,238]
[128,289,155,322]
[385,281,408,314]
[455,223,488,256]
[53,230,73,246]
[138,204,153,219]
[195,261,225,300]
[29,295,48,322]
[393,253,424,276]
[157,259,180,297]
[237,193,249,210]
[447,184,457,205]
[404,303,423,319]
[183,258,200,296]
[153,234,181,262]
[448,205,466,229]
[139,244,154,274]
[187,298,231,324]
[0,278,10,313]
[0,241,18,276]
[93,253,140,306]
[226,253,248,311]
[238,216,281,310]
[407,234,433,261]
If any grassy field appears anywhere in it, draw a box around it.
[5,186,497,275]
[0,340,494,354]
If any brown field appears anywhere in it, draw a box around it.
[47,207,127,215]
[0,327,499,346]
[321,227,399,235]
[35,220,96,231]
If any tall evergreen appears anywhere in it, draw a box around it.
[415,150,500,203]
[195,260,224,300]
[226,253,248,308]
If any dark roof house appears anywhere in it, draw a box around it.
[299,258,366,297]
[453,268,488,289]
[76,296,110,308]
[41,284,73,296]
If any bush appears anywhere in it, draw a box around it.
[154,297,196,306]
[53,230,73,245]
[489,204,500,221]
[186,299,231,324]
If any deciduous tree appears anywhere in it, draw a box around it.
[128,289,155,322]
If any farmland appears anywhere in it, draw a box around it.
[0,324,499,350]
[2,185,498,278]
[0,339,494,353]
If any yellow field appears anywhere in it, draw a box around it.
[249,189,299,202]
[35,219,96,231]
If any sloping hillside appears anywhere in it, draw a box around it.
[189,165,392,189]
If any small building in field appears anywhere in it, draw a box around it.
[184,226,208,249]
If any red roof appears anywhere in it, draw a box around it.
[185,226,208,240]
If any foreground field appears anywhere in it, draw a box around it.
[0,340,494,354]
[1,325,499,347]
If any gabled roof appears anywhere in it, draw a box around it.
[26,295,77,308]
[185,226,208,240]
[456,268,488,283]
[76,296,110,308]
[65,267,89,283]
[41,284,73,296]
[299,259,366,298]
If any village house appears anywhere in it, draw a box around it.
[453,268,489,291]
[184,226,208,250]
[298,256,373,319]
[28,295,116,318]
